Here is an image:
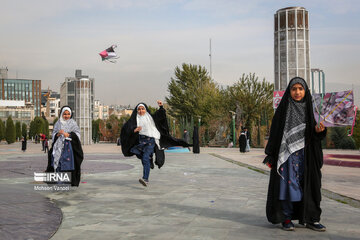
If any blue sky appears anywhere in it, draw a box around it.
[1,0,359,106]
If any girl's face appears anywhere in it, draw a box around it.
[290,83,305,101]
[63,110,71,120]
[137,106,146,116]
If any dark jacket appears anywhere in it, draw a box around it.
[264,78,327,224]
[120,103,190,168]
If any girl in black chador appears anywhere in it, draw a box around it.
[46,106,84,187]
[238,127,247,153]
[263,77,327,232]
[120,100,190,187]
[21,136,27,152]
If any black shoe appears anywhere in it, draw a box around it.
[306,222,326,232]
[139,178,148,187]
[282,220,295,231]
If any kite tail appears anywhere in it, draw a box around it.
[348,106,358,137]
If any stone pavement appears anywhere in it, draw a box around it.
[0,142,360,240]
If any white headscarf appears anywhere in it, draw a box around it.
[136,104,161,148]
[52,107,81,171]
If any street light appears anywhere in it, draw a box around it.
[173,119,176,136]
[229,111,236,147]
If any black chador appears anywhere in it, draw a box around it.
[264,77,326,225]
[120,103,191,168]
[46,106,84,187]
[238,130,247,153]
[192,126,200,154]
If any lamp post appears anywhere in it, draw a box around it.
[229,111,236,147]
[173,119,176,136]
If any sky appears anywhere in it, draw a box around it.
[1,0,359,107]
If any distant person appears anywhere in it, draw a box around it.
[21,136,27,152]
[238,128,246,153]
[263,77,327,232]
[183,129,190,151]
[46,106,84,187]
[44,137,49,153]
[183,129,190,143]
[120,100,190,187]
[41,133,46,150]
[244,127,251,152]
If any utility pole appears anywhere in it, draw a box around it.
[209,38,212,80]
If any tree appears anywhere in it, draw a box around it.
[350,109,360,149]
[225,73,274,133]
[22,123,27,138]
[15,121,21,140]
[99,115,120,142]
[29,117,45,138]
[5,116,16,144]
[166,63,222,126]
[92,119,101,143]
[42,117,50,138]
[0,120,5,142]
[330,127,356,149]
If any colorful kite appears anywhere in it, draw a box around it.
[99,45,119,63]
[312,90,357,135]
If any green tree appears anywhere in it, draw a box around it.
[29,117,45,138]
[15,121,21,140]
[92,119,101,143]
[330,127,356,149]
[0,120,5,142]
[42,117,50,138]
[5,116,16,144]
[225,73,274,133]
[22,123,27,138]
[351,110,360,149]
[166,63,222,126]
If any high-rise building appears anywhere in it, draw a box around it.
[60,70,94,145]
[0,68,41,116]
[274,7,310,90]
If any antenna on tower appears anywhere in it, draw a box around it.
[209,38,212,80]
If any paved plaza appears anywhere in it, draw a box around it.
[0,142,360,240]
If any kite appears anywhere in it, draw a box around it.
[99,45,119,63]
[312,90,357,135]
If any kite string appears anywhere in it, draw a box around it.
[321,90,353,124]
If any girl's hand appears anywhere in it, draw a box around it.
[63,132,70,138]
[315,122,325,133]
[57,129,64,137]
[134,127,142,133]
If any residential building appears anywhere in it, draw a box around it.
[0,68,41,116]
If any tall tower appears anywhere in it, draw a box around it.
[60,70,94,145]
[274,7,310,90]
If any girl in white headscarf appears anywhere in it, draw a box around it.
[120,100,190,187]
[46,106,84,186]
